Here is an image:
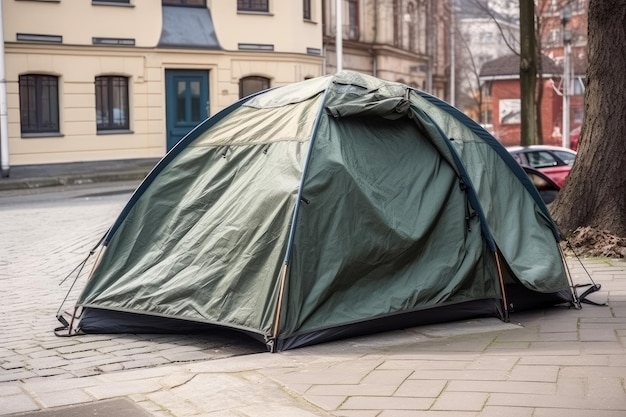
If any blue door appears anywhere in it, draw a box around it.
[165,70,209,151]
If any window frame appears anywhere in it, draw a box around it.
[303,0,311,20]
[19,74,60,135]
[95,75,131,132]
[94,0,131,4]
[239,76,270,99]
[237,0,269,13]
[162,0,206,6]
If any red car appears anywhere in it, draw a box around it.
[521,165,561,205]
[507,145,577,188]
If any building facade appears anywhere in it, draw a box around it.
[1,0,324,170]
[1,0,451,171]
[476,0,587,148]
[322,0,450,100]
[453,0,519,127]
[480,54,563,147]
[539,0,588,145]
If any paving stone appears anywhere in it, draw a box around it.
[0,370,37,383]
[519,355,610,366]
[394,379,447,397]
[447,380,554,395]
[340,395,433,410]
[432,391,489,411]
[533,408,626,417]
[507,365,559,382]
[0,398,153,417]
[478,405,533,416]
[34,389,94,408]
[84,379,163,400]
[0,394,40,414]
[406,369,508,381]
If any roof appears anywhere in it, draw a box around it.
[480,54,561,78]
[158,6,221,49]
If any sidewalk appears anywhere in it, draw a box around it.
[0,158,159,192]
[1,258,625,417]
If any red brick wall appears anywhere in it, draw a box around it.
[489,78,577,147]
[491,79,521,146]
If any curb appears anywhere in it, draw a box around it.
[0,171,150,192]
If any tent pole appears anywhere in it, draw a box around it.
[494,251,509,322]
[270,263,289,352]
[558,244,582,309]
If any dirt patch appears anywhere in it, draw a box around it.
[560,226,626,258]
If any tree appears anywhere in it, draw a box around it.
[519,0,538,145]
[551,0,626,241]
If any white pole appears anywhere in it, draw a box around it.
[562,40,571,149]
[449,6,455,106]
[0,1,10,176]
[335,0,343,73]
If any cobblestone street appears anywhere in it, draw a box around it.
[0,185,262,385]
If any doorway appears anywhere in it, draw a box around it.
[165,70,209,151]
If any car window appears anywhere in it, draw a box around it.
[553,150,576,165]
[526,151,557,168]
[511,153,525,165]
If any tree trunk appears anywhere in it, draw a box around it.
[550,1,626,237]
[519,0,537,146]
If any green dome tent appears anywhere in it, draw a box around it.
[57,71,575,351]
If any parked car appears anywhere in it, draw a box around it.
[507,145,577,188]
[521,165,561,205]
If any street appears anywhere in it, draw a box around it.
[0,182,262,384]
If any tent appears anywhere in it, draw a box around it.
[56,71,576,352]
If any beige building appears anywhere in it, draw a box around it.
[1,0,449,170]
[1,0,323,169]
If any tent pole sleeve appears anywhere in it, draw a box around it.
[269,264,289,352]
[494,251,509,322]
[282,88,331,263]
[270,87,330,352]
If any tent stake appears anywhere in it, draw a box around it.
[494,251,509,322]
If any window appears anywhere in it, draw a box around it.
[347,0,358,40]
[239,76,270,99]
[95,76,130,131]
[237,0,268,12]
[162,0,206,6]
[553,150,576,165]
[19,74,59,135]
[478,32,494,44]
[526,151,558,168]
[303,0,311,20]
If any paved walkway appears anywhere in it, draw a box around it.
[2,257,625,416]
[1,161,625,416]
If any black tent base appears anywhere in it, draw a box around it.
[275,286,574,351]
[275,298,503,351]
[71,286,574,352]
[75,307,269,350]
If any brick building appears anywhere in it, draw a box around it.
[479,53,582,147]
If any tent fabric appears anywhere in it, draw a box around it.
[62,71,574,351]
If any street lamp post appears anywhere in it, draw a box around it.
[336,0,343,73]
[561,6,572,149]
